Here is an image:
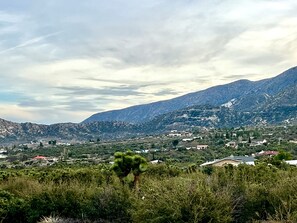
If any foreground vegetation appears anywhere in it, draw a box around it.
[1,125,297,222]
[1,162,297,223]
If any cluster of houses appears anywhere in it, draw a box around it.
[200,150,297,167]
[167,130,193,138]
[224,139,268,149]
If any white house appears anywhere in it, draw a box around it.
[150,160,163,164]
[285,160,297,166]
[196,145,208,150]
[225,141,237,148]
[200,155,255,167]
[168,133,182,137]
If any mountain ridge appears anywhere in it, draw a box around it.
[83,66,297,123]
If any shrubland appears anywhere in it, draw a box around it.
[0,162,297,222]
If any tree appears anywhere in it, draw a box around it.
[248,137,252,144]
[131,154,147,190]
[274,150,292,161]
[172,140,179,149]
[226,132,230,139]
[112,150,147,189]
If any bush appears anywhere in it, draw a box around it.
[84,185,132,222]
[0,190,27,223]
[132,176,232,222]
[145,164,181,178]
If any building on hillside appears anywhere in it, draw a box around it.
[33,155,47,160]
[182,131,193,137]
[0,149,7,158]
[250,139,267,147]
[196,145,208,150]
[150,160,163,164]
[225,141,238,148]
[255,150,278,157]
[167,130,193,137]
[285,160,297,166]
[168,132,182,137]
[0,149,7,154]
[200,155,255,167]
[182,138,194,142]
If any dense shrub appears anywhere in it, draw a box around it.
[0,190,27,223]
[84,186,132,222]
[132,175,232,222]
[0,165,297,222]
[144,164,181,178]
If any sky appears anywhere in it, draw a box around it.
[0,0,297,124]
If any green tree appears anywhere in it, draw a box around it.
[172,140,179,149]
[274,150,292,161]
[112,151,147,189]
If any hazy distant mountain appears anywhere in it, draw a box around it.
[83,66,297,123]
[0,118,135,144]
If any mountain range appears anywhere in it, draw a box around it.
[0,66,297,144]
[83,66,297,123]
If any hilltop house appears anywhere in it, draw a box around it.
[196,145,208,150]
[255,150,278,157]
[250,139,268,147]
[285,160,297,166]
[200,155,255,167]
[225,141,238,148]
[0,149,7,159]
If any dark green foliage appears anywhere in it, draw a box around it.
[172,139,179,148]
[112,151,147,187]
[0,164,297,222]
[0,190,27,223]
[132,175,233,223]
[274,149,292,161]
[85,186,132,222]
[202,166,214,175]
[145,164,181,178]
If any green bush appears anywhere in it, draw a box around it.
[84,186,132,222]
[0,190,27,223]
[132,176,232,222]
[0,164,297,222]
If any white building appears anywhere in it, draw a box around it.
[196,145,208,150]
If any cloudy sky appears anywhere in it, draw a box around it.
[0,0,296,124]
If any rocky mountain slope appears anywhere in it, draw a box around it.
[139,104,297,133]
[0,118,136,144]
[83,66,297,123]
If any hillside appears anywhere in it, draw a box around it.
[83,66,297,123]
[139,104,297,133]
[0,118,136,144]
